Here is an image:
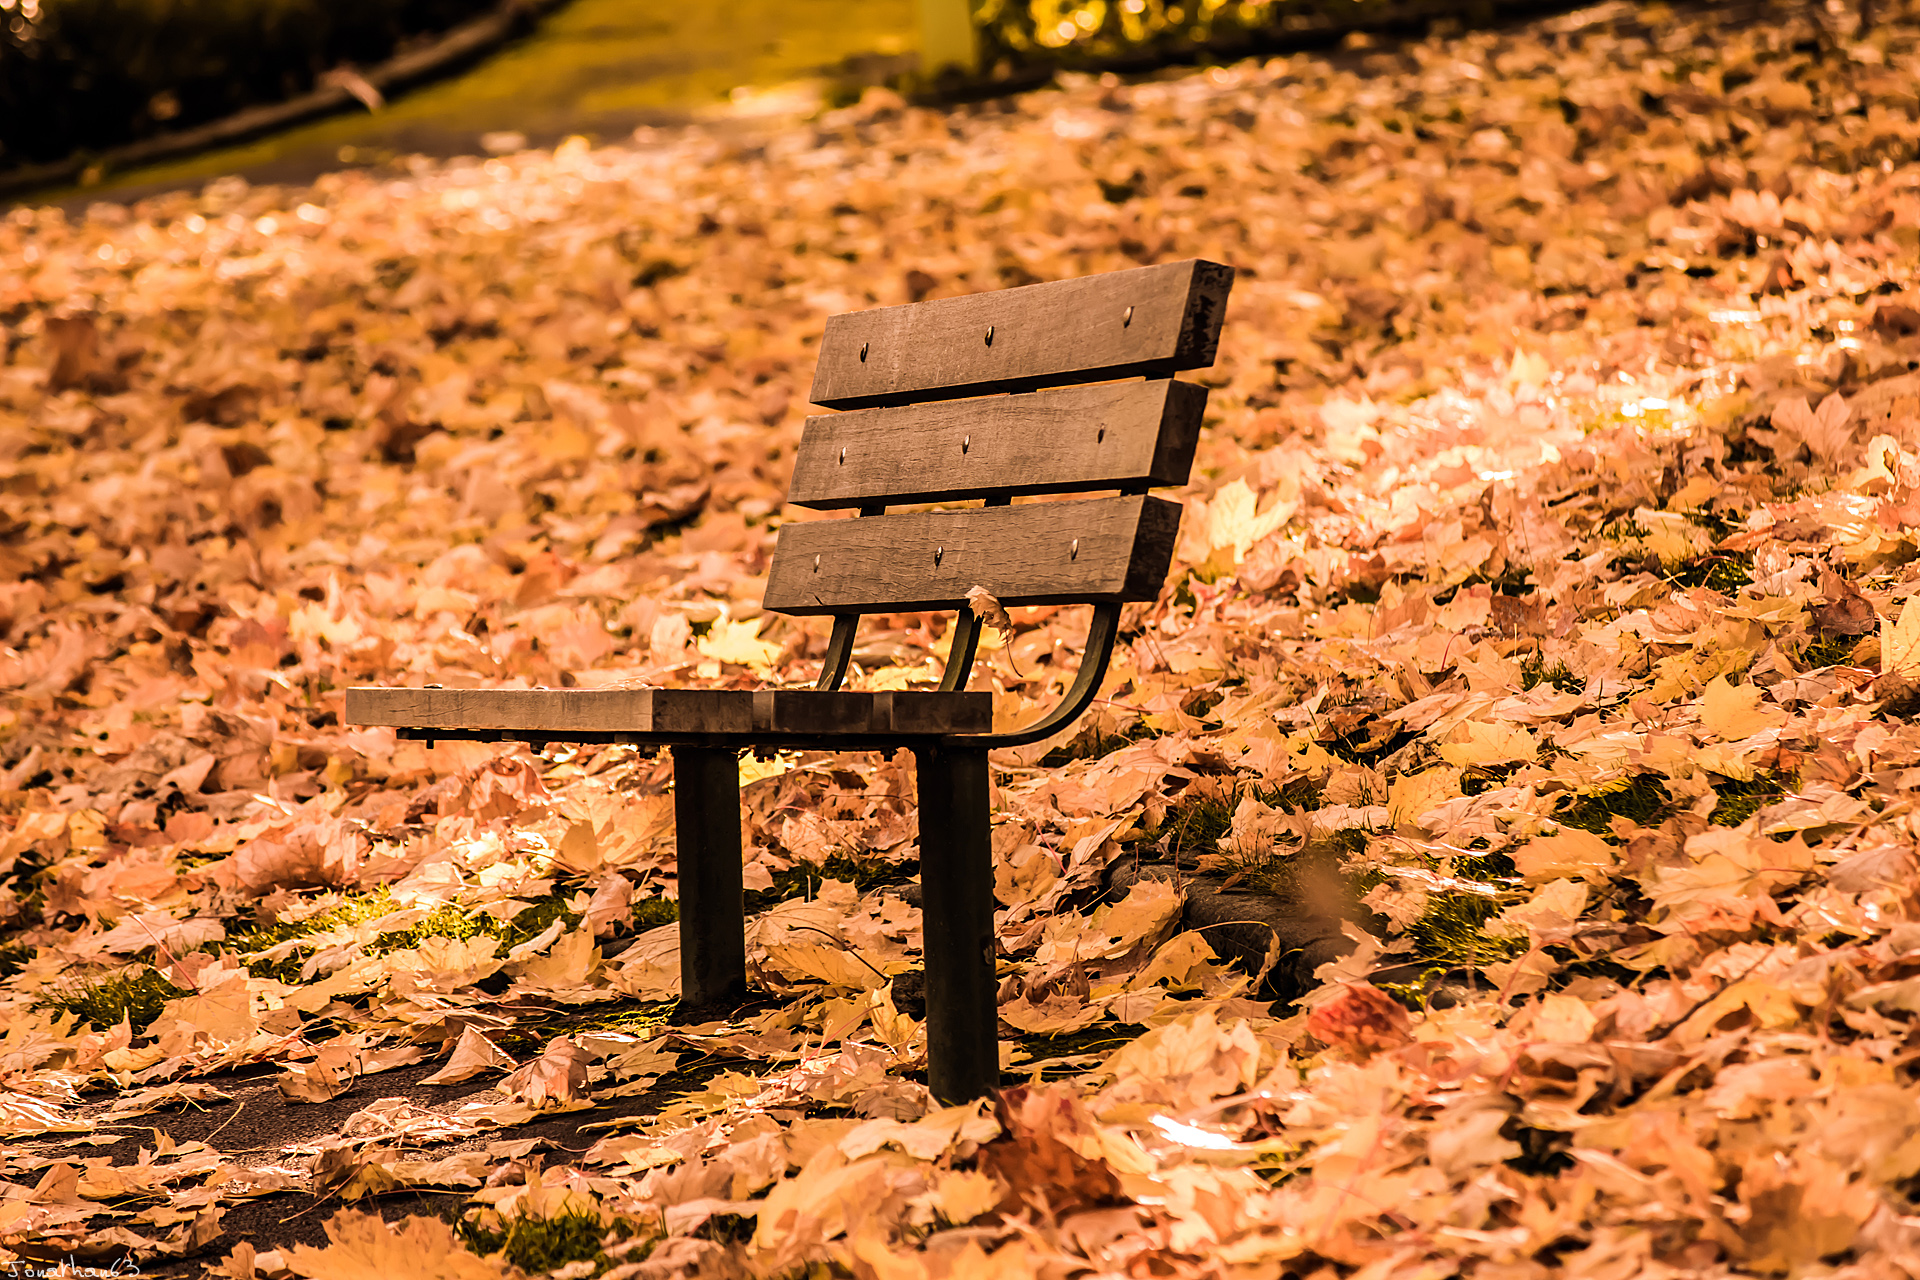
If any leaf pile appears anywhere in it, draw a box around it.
[6,0,1920,1273]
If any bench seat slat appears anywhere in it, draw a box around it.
[344,687,994,738]
[763,493,1180,615]
[808,259,1232,410]
[786,379,1206,510]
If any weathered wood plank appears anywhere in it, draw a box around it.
[762,494,1181,614]
[344,687,993,737]
[808,260,1234,410]
[786,378,1207,509]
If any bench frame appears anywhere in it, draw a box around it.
[348,260,1233,1101]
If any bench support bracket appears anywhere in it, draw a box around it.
[915,743,1000,1103]
[672,745,748,1007]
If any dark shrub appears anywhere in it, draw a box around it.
[0,0,497,170]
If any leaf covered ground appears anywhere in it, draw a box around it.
[6,0,1920,1273]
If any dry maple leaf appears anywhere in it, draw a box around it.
[421,1026,517,1086]
[284,1208,513,1279]
[1305,982,1413,1057]
[500,1035,590,1108]
[980,1086,1126,1218]
[1773,391,1855,462]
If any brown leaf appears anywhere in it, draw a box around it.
[1811,568,1876,636]
[1305,982,1413,1057]
[981,1086,1125,1217]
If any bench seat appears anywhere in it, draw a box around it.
[344,259,1235,1101]
[346,685,993,749]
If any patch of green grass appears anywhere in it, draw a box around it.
[631,897,679,931]
[1799,632,1859,669]
[1600,516,1652,542]
[458,1206,644,1276]
[1460,762,1524,797]
[49,966,184,1032]
[1519,653,1584,695]
[0,943,34,980]
[1038,718,1159,768]
[1402,887,1525,973]
[1668,554,1753,594]
[742,854,913,916]
[496,1001,678,1055]
[1369,851,1527,1003]
[1148,789,1239,866]
[1709,771,1795,827]
[1013,1022,1138,1075]
[228,887,585,983]
[1557,774,1672,841]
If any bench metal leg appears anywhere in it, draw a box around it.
[914,744,1000,1102]
[672,745,748,1007]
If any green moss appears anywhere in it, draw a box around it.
[1370,850,1527,1000]
[1709,771,1794,827]
[49,966,184,1032]
[630,897,680,931]
[1557,774,1671,841]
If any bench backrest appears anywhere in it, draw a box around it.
[763,261,1233,644]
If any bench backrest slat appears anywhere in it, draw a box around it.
[786,379,1207,510]
[807,259,1233,410]
[762,494,1181,614]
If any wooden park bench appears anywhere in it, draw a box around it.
[345,259,1235,1100]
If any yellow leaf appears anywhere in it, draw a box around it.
[696,616,784,674]
[761,941,885,991]
[1511,827,1617,884]
[1000,992,1104,1034]
[1883,594,1920,677]
[1090,878,1183,957]
[1387,766,1461,827]
[1436,719,1538,766]
[1529,993,1598,1043]
[420,1027,516,1086]
[285,1209,505,1280]
[1698,675,1787,739]
[1489,877,1587,941]
[925,1169,1003,1224]
[1205,478,1293,564]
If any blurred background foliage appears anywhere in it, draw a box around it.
[0,0,496,169]
[974,0,1441,65]
[5,0,1519,181]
